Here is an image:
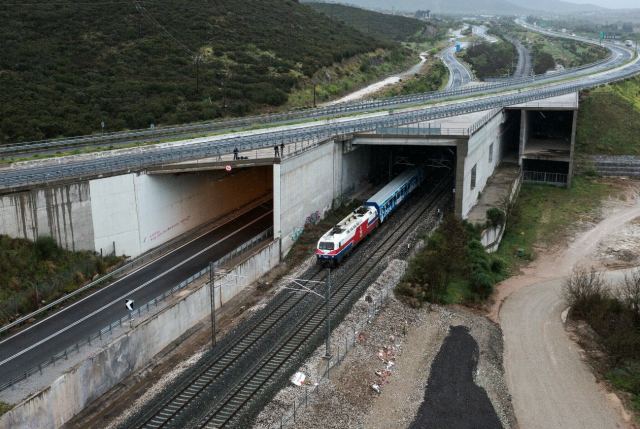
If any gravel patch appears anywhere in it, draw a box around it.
[596,216,640,268]
[253,273,516,429]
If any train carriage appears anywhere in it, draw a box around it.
[365,167,425,223]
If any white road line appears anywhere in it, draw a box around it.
[0,201,271,346]
[0,210,273,367]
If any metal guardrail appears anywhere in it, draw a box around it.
[375,127,469,136]
[0,31,627,159]
[0,24,638,191]
[0,227,274,394]
[523,170,568,185]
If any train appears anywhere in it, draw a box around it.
[315,167,425,266]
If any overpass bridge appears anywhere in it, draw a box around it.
[0,20,639,429]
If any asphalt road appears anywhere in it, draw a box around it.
[441,46,475,89]
[510,37,532,78]
[410,326,502,429]
[0,202,273,384]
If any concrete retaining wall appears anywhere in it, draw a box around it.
[0,240,280,429]
[462,112,505,218]
[278,141,372,257]
[279,142,336,256]
[0,182,94,251]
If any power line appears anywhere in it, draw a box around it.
[134,0,195,56]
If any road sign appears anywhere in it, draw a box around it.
[225,165,232,172]
[125,299,134,311]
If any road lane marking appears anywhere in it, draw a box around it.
[0,210,272,367]
[0,201,271,346]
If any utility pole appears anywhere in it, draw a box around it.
[313,83,317,108]
[209,262,216,348]
[195,55,201,94]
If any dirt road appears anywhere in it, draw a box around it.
[498,195,640,429]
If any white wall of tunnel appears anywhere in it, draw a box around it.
[0,167,273,259]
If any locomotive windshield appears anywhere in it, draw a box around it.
[319,242,334,250]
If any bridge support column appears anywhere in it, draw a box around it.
[454,140,468,219]
[518,109,529,166]
[567,110,578,188]
[273,162,281,251]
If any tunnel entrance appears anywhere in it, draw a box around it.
[104,165,274,258]
[368,145,457,191]
[502,109,521,163]
[521,110,574,187]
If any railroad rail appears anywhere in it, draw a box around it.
[127,177,451,429]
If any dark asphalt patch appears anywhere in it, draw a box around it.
[410,325,503,429]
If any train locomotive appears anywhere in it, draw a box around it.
[315,167,425,266]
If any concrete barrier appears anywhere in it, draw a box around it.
[0,240,280,429]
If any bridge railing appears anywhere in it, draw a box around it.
[0,227,274,394]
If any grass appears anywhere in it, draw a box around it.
[0,235,123,325]
[0,402,12,417]
[608,361,640,415]
[495,176,614,273]
[286,48,415,108]
[576,76,640,156]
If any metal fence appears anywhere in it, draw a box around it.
[523,170,568,186]
[270,279,395,429]
[0,228,274,394]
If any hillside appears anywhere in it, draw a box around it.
[307,2,442,42]
[0,0,389,144]
[576,76,640,156]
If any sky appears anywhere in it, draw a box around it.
[568,0,639,8]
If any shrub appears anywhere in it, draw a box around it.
[563,266,608,318]
[34,236,60,260]
[486,207,506,227]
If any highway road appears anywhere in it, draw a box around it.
[509,36,532,78]
[0,202,273,385]
[441,45,475,89]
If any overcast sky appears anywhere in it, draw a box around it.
[569,0,638,8]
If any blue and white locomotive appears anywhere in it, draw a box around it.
[316,167,425,265]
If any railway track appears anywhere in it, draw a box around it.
[129,177,451,429]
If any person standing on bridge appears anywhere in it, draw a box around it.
[274,144,279,158]
[233,147,239,160]
[280,143,285,158]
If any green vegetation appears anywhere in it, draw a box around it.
[576,76,640,155]
[0,402,11,417]
[396,216,506,307]
[0,0,390,144]
[287,48,414,108]
[0,235,122,325]
[380,59,448,97]
[495,177,613,272]
[461,41,517,80]
[564,267,640,419]
[511,29,608,73]
[308,2,443,43]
